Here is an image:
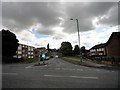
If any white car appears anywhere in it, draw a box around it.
[55,55,58,58]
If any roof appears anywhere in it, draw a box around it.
[37,47,46,50]
[106,32,120,46]
[90,43,106,50]
[18,43,35,48]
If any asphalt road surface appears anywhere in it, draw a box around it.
[2,57,119,88]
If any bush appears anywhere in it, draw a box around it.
[2,56,24,63]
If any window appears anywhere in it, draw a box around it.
[18,51,22,54]
[31,56,34,58]
[31,52,33,55]
[22,50,25,52]
[18,55,22,58]
[28,56,31,58]
[102,48,104,51]
[18,46,22,50]
[31,48,33,51]
[28,52,30,55]
[97,49,99,51]
[28,47,31,51]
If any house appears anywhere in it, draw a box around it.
[105,32,120,57]
[89,43,106,57]
[89,32,120,57]
[15,43,35,58]
[85,50,90,57]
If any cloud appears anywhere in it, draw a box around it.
[61,2,117,33]
[98,5,118,26]
[2,2,62,33]
[1,2,118,49]
[2,2,118,34]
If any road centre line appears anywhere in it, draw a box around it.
[2,73,18,75]
[44,75,98,79]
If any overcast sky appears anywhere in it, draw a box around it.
[1,0,119,49]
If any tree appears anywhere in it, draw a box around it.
[80,46,86,56]
[74,45,80,55]
[59,42,73,56]
[1,29,19,57]
[47,43,49,51]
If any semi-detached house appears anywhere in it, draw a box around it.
[89,32,120,57]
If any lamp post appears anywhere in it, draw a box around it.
[70,18,82,63]
[70,18,80,50]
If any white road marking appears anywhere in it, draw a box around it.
[55,68,60,70]
[96,69,100,71]
[2,73,18,75]
[25,65,33,69]
[44,75,98,79]
[111,71,115,72]
[77,69,83,71]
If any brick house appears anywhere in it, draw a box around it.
[89,32,120,57]
[15,43,35,58]
[105,32,120,57]
[89,43,106,57]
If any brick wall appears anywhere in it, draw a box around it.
[106,34,120,57]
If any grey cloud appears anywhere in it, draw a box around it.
[2,2,118,35]
[53,33,65,40]
[98,5,118,26]
[61,2,117,33]
[2,2,62,33]
[37,27,55,35]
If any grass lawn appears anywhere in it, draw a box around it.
[61,56,84,65]
[61,56,92,65]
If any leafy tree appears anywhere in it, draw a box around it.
[1,29,19,57]
[74,45,80,55]
[59,42,73,56]
[80,46,86,56]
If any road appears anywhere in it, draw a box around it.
[2,57,119,88]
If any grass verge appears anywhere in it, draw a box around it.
[61,56,81,65]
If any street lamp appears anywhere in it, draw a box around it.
[70,18,80,51]
[70,18,82,63]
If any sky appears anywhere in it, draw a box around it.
[1,0,119,49]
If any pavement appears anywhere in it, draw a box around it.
[80,60,108,68]
[80,60,120,71]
